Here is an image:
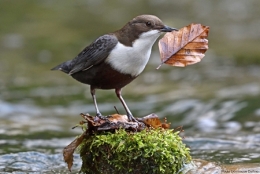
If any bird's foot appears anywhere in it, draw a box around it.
[127,114,139,123]
[127,114,146,130]
[94,113,110,122]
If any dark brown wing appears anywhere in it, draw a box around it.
[68,34,118,75]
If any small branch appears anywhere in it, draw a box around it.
[156,63,163,70]
[114,106,120,114]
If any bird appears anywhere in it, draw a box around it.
[51,14,177,122]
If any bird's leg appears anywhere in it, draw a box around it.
[90,87,102,119]
[115,88,138,122]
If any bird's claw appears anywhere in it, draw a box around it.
[94,113,110,122]
[127,114,139,123]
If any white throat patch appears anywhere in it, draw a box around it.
[106,30,161,77]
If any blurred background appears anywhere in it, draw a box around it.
[1,0,260,173]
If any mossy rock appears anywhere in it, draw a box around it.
[79,128,192,174]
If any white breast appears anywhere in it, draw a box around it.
[106,30,161,77]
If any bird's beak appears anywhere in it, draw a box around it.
[160,25,178,32]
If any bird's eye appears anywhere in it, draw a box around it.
[146,21,152,27]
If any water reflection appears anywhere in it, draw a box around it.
[0,151,81,173]
[1,60,260,171]
[185,135,260,164]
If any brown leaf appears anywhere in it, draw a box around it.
[82,113,145,131]
[157,23,209,69]
[137,113,171,129]
[63,133,85,171]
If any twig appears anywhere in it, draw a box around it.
[114,106,120,114]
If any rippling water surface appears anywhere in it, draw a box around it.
[1,56,260,173]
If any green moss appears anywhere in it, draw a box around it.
[79,129,191,174]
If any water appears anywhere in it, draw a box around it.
[1,55,260,173]
[0,152,80,173]
[1,41,260,174]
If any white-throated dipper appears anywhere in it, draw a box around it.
[51,14,177,122]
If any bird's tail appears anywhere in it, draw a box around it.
[51,60,72,74]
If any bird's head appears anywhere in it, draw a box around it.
[129,15,178,34]
[117,15,178,46]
